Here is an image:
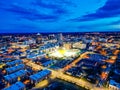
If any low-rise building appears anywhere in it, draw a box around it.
[4,81,25,90]
[109,80,120,90]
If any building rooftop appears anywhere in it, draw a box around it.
[4,81,25,90]
[4,70,28,82]
[109,79,120,88]
[6,64,25,74]
[30,69,51,82]
[6,60,23,67]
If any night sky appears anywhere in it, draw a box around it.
[0,0,120,33]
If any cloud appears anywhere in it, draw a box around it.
[1,0,72,22]
[33,0,75,9]
[22,14,59,22]
[4,4,32,15]
[32,0,71,15]
[1,3,60,22]
[70,0,120,21]
[77,19,120,32]
[107,20,120,25]
[0,0,119,33]
[33,0,60,9]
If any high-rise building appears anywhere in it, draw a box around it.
[60,33,63,41]
[36,33,43,44]
[58,33,63,46]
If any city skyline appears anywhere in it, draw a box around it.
[0,0,120,33]
[0,32,120,90]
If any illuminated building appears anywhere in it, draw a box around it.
[63,43,72,49]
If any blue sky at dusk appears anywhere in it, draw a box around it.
[0,0,120,33]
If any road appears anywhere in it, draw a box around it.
[63,51,94,71]
[25,52,110,90]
